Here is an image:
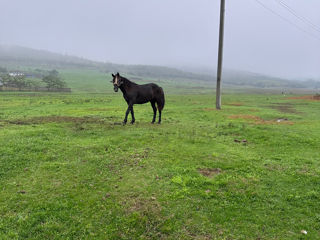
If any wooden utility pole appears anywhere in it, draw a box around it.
[216,0,225,110]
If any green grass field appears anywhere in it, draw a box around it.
[0,71,320,239]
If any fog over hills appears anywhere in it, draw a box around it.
[1,0,319,79]
[0,45,319,89]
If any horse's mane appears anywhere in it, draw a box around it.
[121,76,138,86]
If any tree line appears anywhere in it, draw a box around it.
[0,67,67,89]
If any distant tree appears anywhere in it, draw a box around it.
[0,74,28,88]
[0,74,10,86]
[49,69,59,76]
[42,70,66,88]
[11,75,28,88]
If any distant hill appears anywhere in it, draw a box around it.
[0,45,212,81]
[0,45,98,68]
[220,70,306,89]
[0,45,318,89]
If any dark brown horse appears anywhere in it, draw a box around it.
[111,73,165,124]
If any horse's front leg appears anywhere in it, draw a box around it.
[123,104,132,125]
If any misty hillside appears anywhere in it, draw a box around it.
[0,45,318,89]
[0,45,98,68]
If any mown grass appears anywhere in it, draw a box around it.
[0,89,319,239]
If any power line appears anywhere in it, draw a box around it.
[254,0,320,41]
[277,0,320,32]
[276,0,320,34]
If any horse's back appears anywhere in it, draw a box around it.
[137,83,161,97]
[132,83,154,104]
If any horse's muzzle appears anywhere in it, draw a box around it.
[114,85,119,92]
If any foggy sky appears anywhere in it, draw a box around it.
[0,0,319,79]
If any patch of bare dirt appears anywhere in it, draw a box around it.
[184,228,213,240]
[118,195,168,239]
[126,197,161,213]
[287,95,320,101]
[234,139,248,144]
[228,114,294,125]
[198,168,222,178]
[226,102,244,106]
[8,116,107,125]
[268,103,298,113]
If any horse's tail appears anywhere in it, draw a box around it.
[156,87,165,111]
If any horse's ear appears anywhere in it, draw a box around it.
[112,73,115,77]
[116,72,120,76]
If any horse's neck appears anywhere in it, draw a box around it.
[119,78,136,94]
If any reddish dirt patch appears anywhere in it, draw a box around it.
[228,114,294,125]
[287,95,320,101]
[226,102,244,106]
[198,168,222,177]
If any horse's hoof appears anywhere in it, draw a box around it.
[122,121,127,125]
[151,121,155,124]
[130,121,135,124]
[157,122,161,124]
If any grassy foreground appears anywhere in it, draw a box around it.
[0,91,319,239]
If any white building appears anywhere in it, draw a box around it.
[8,72,24,77]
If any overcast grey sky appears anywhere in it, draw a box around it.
[0,0,319,79]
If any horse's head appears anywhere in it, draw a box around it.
[111,72,123,92]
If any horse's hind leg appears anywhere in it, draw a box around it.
[151,101,157,124]
[158,110,162,124]
[130,106,135,124]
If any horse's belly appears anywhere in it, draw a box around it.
[136,98,149,104]
[135,90,153,104]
